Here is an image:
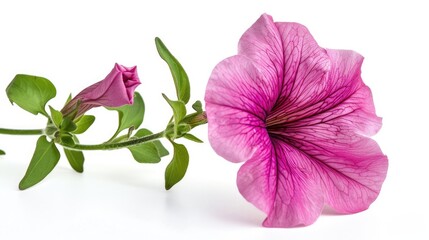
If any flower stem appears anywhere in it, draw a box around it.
[0,128,44,135]
[61,131,165,151]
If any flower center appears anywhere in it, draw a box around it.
[265,102,290,137]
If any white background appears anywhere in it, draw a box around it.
[0,0,427,239]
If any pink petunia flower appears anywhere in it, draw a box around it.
[62,63,141,118]
[205,14,388,227]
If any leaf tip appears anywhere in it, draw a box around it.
[165,178,177,190]
[161,93,168,99]
[18,180,31,190]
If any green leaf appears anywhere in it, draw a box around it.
[73,115,95,134]
[153,140,169,158]
[6,74,56,116]
[165,142,189,190]
[60,117,77,132]
[162,94,186,139]
[49,106,63,128]
[183,133,203,143]
[60,135,75,146]
[107,92,144,141]
[64,148,84,173]
[19,136,60,190]
[163,94,186,122]
[0,149,5,155]
[64,94,72,105]
[192,100,203,113]
[128,128,169,163]
[155,37,190,104]
[129,142,160,163]
[136,129,169,157]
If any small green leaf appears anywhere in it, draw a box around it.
[128,128,169,163]
[192,100,203,113]
[64,94,72,105]
[73,115,95,134]
[60,117,77,132]
[0,149,5,155]
[155,37,190,104]
[49,106,63,128]
[60,135,75,146]
[136,129,169,157]
[162,94,186,139]
[19,136,60,190]
[183,133,203,143]
[107,92,145,141]
[129,142,160,163]
[6,74,56,116]
[44,124,57,138]
[64,148,84,173]
[165,142,189,190]
[153,140,169,158]
[163,94,186,122]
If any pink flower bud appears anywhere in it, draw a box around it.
[62,63,141,118]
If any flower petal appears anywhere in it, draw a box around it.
[238,14,284,97]
[62,64,141,118]
[86,72,131,107]
[270,50,388,213]
[267,22,332,125]
[237,139,324,227]
[277,127,387,213]
[79,67,119,101]
[205,56,273,163]
[235,128,276,213]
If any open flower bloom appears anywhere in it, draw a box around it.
[205,14,388,227]
[62,63,140,118]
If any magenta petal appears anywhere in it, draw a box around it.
[319,137,387,213]
[85,72,131,106]
[62,63,140,118]
[205,56,276,163]
[278,126,388,214]
[238,139,324,227]
[266,22,332,125]
[235,128,276,213]
[271,49,388,213]
[83,64,138,107]
[238,14,284,94]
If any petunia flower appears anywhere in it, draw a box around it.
[205,14,388,227]
[62,63,141,118]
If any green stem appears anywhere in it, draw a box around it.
[0,128,44,135]
[61,131,165,151]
